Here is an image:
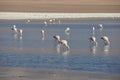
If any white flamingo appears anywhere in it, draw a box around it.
[53,35,60,41]
[11,25,18,33]
[49,19,53,23]
[59,40,70,50]
[92,26,95,35]
[44,21,47,26]
[65,27,70,33]
[58,20,61,24]
[93,26,95,31]
[65,27,70,35]
[53,35,70,50]
[89,36,98,46]
[101,36,110,45]
[19,29,23,35]
[27,20,30,23]
[41,29,45,40]
[99,24,103,31]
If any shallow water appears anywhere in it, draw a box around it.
[0,18,120,73]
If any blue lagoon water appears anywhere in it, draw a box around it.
[0,18,120,74]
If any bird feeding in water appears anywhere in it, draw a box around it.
[19,29,23,35]
[44,21,47,26]
[101,36,110,45]
[89,36,98,46]
[53,35,70,50]
[59,39,70,50]
[40,29,45,40]
[65,27,70,35]
[92,26,95,35]
[11,25,18,33]
[99,24,103,31]
[53,35,60,42]
[65,27,70,33]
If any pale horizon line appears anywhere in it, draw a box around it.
[0,12,120,19]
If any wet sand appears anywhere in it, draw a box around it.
[0,0,120,13]
[0,67,120,80]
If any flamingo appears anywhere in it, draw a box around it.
[27,20,30,23]
[59,40,70,50]
[53,35,70,50]
[19,29,23,35]
[92,26,95,35]
[101,36,110,45]
[11,25,18,33]
[65,27,70,35]
[92,26,95,31]
[58,20,61,24]
[44,21,47,26]
[99,24,103,31]
[65,27,70,33]
[53,35,60,41]
[41,29,45,37]
[89,36,98,46]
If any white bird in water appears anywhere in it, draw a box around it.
[44,21,47,26]
[27,20,31,23]
[11,25,18,33]
[19,29,23,35]
[101,36,110,45]
[92,26,95,35]
[65,27,70,35]
[93,26,95,31]
[41,29,45,40]
[99,24,103,31]
[89,36,98,46]
[53,35,60,42]
[53,35,70,50]
[59,40,70,50]
[65,27,70,32]
[58,20,61,24]
[49,19,53,23]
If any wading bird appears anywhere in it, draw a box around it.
[11,25,18,33]
[40,29,45,40]
[65,27,70,35]
[44,21,47,26]
[99,24,103,31]
[65,27,70,33]
[101,36,110,45]
[92,26,95,35]
[53,35,60,41]
[19,29,23,35]
[53,35,70,50]
[89,36,98,46]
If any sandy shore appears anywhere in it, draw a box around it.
[0,67,120,80]
[0,12,120,19]
[0,0,120,13]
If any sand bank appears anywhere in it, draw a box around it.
[0,12,120,19]
[0,67,120,80]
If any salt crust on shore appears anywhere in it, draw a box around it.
[0,12,120,19]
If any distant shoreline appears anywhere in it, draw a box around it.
[0,12,120,20]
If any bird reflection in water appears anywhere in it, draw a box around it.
[90,45,97,54]
[102,45,110,55]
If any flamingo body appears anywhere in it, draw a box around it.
[89,36,97,46]
[101,36,110,45]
